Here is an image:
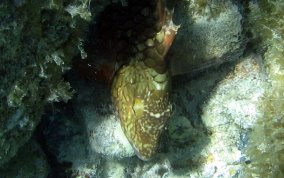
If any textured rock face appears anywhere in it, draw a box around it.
[76,83,135,159]
[0,0,94,166]
[0,0,245,167]
[0,139,49,178]
[168,0,244,76]
[242,1,284,177]
[40,75,136,177]
[3,0,283,177]
[43,54,267,177]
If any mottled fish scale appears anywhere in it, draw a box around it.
[111,0,179,160]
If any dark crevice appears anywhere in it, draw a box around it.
[34,103,73,178]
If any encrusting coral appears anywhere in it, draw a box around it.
[242,0,284,177]
[24,0,284,176]
[0,0,94,167]
[167,0,244,76]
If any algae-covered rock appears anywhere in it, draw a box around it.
[40,73,135,176]
[0,139,49,178]
[168,0,245,76]
[161,54,266,177]
[41,108,103,178]
[242,1,284,177]
[74,78,135,159]
[3,0,283,177]
[0,0,92,166]
[35,1,263,176]
[43,54,268,177]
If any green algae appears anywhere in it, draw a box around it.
[243,0,284,177]
[192,0,229,19]
[0,0,90,166]
[0,140,50,178]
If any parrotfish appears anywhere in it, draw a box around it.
[111,0,179,160]
[75,0,179,160]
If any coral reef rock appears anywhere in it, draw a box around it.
[168,0,245,76]
[41,74,135,176]
[43,54,268,177]
[0,0,70,166]
[242,1,284,177]
[0,139,49,178]
[0,0,104,166]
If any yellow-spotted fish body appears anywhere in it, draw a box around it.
[111,0,179,160]
[112,60,172,160]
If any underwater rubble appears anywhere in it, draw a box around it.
[0,0,283,177]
